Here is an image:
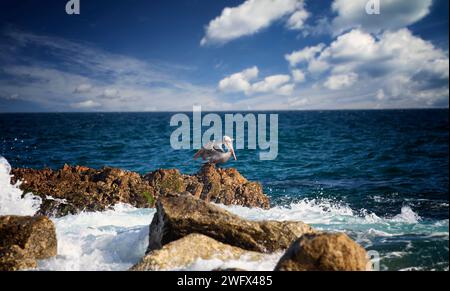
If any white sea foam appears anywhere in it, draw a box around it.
[391,206,421,223]
[37,204,155,271]
[0,156,41,216]
[217,200,423,229]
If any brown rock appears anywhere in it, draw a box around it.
[131,233,262,271]
[147,193,314,253]
[144,169,187,195]
[144,164,270,209]
[11,166,155,217]
[274,233,370,271]
[0,216,57,271]
[0,245,38,271]
[192,164,270,209]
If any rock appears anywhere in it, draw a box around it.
[192,164,270,209]
[274,233,370,271]
[0,245,38,271]
[11,165,155,217]
[147,193,315,253]
[0,216,57,271]
[131,233,262,271]
[144,164,270,209]
[12,163,270,217]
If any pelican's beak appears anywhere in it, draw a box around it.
[230,147,237,160]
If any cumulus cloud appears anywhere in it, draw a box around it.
[291,69,305,83]
[252,74,291,94]
[331,0,433,35]
[201,0,308,45]
[285,43,325,67]
[286,5,309,30]
[218,66,259,94]
[324,72,358,90]
[219,67,294,96]
[302,28,449,105]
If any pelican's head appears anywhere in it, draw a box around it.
[223,136,237,160]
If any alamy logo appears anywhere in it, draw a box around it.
[366,0,380,15]
[66,0,80,15]
[170,106,279,161]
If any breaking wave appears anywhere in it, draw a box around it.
[0,156,41,216]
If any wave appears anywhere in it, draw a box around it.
[218,200,449,242]
[37,204,155,271]
[0,156,41,216]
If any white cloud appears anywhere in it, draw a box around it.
[251,74,291,94]
[376,89,385,101]
[286,6,309,30]
[292,69,305,83]
[324,72,358,90]
[219,67,294,96]
[101,88,120,98]
[303,28,449,106]
[70,100,101,109]
[288,96,309,107]
[74,83,93,93]
[285,43,325,67]
[201,0,307,45]
[278,83,296,95]
[218,66,259,94]
[331,0,433,35]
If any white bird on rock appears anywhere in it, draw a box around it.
[194,136,237,165]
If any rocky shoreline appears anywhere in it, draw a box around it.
[1,164,370,271]
[11,163,269,217]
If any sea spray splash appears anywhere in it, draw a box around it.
[37,204,154,271]
[0,156,41,216]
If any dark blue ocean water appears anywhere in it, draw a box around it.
[1,110,449,270]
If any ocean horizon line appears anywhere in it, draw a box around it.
[1,107,449,114]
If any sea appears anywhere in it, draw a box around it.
[0,109,448,271]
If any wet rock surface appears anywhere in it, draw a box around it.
[0,215,57,271]
[146,192,315,253]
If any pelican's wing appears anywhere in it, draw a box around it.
[212,141,225,152]
[194,141,224,160]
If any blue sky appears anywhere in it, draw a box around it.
[0,0,448,112]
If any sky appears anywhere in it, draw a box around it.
[0,0,448,112]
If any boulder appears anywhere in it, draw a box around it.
[274,233,370,271]
[131,233,262,271]
[0,215,57,271]
[147,193,315,253]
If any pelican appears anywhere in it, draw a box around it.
[194,136,237,164]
